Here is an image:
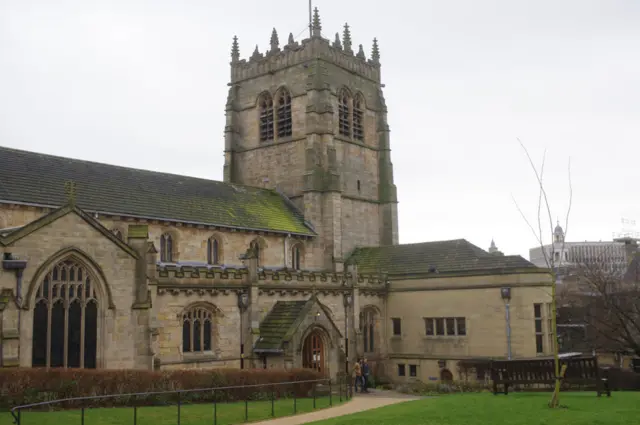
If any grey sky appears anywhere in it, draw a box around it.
[1,0,638,258]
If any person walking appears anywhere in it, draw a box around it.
[362,358,370,393]
[353,359,362,393]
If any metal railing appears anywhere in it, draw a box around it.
[10,377,352,425]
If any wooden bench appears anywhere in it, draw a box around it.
[490,355,611,397]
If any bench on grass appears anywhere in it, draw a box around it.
[490,355,611,397]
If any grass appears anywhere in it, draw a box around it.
[1,395,343,425]
[308,392,640,425]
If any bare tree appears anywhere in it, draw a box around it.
[511,138,573,408]
[561,251,640,358]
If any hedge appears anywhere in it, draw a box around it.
[0,368,324,410]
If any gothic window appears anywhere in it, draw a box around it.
[362,308,376,353]
[353,94,364,141]
[259,93,274,142]
[160,233,173,263]
[291,244,302,270]
[32,259,98,368]
[207,237,220,265]
[250,239,261,267]
[112,229,123,241]
[276,89,292,138]
[338,89,351,137]
[182,306,214,353]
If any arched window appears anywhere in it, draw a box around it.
[160,233,173,263]
[362,308,376,353]
[182,306,215,353]
[250,239,261,267]
[112,229,123,241]
[276,89,292,138]
[207,237,220,265]
[353,94,364,141]
[259,93,274,142]
[338,89,351,137]
[32,259,99,368]
[291,244,302,270]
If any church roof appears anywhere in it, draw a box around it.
[347,239,541,277]
[0,146,315,236]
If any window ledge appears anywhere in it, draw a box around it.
[391,335,402,340]
[182,351,218,361]
[423,335,468,339]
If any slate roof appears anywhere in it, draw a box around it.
[347,239,540,276]
[0,146,314,236]
[254,300,308,352]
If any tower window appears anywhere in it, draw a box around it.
[353,94,364,141]
[338,89,351,137]
[276,89,292,138]
[207,236,221,265]
[259,93,274,142]
[357,180,361,193]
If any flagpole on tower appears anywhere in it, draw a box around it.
[308,0,313,37]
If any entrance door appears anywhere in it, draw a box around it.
[302,331,324,373]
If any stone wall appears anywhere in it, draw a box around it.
[0,211,146,369]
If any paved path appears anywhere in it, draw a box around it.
[249,390,421,425]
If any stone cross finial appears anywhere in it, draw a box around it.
[231,35,240,63]
[312,7,322,37]
[371,38,380,64]
[356,44,366,60]
[270,28,280,52]
[64,180,77,206]
[342,23,353,54]
[288,32,295,45]
[332,32,342,49]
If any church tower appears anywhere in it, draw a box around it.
[223,9,398,270]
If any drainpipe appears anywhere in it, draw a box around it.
[2,254,27,367]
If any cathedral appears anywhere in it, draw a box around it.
[0,10,553,382]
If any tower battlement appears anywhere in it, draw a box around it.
[230,8,381,83]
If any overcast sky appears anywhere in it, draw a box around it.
[1,0,638,259]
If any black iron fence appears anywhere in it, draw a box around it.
[10,377,352,425]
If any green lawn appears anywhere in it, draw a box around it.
[1,396,342,425]
[309,392,640,425]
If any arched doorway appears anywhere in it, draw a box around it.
[32,259,99,368]
[302,330,325,373]
[440,368,454,382]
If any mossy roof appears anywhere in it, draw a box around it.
[0,146,314,236]
[347,239,540,276]
[254,300,309,352]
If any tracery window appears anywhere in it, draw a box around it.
[32,259,98,368]
[291,244,302,270]
[259,93,275,142]
[182,306,214,353]
[160,233,173,263]
[353,94,364,141]
[207,237,220,265]
[338,89,351,137]
[276,89,292,138]
[362,308,376,353]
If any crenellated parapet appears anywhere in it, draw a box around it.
[157,263,248,280]
[229,8,381,84]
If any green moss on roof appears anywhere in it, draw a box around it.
[0,146,314,236]
[254,301,308,351]
[347,239,539,276]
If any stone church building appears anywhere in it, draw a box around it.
[0,11,553,383]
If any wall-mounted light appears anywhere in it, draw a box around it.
[500,287,512,301]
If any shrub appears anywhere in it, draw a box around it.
[0,368,323,410]
[396,380,490,396]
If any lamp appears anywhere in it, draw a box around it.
[343,293,352,308]
[342,293,353,397]
[500,287,512,301]
[238,292,249,310]
[314,311,321,321]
